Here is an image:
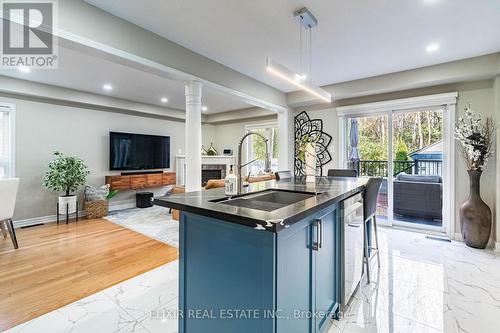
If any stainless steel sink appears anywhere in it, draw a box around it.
[210,189,319,212]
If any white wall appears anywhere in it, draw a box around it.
[202,124,216,149]
[0,94,211,221]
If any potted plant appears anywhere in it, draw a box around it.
[455,104,496,249]
[43,151,90,216]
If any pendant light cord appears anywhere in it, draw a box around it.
[309,26,312,82]
[299,20,303,75]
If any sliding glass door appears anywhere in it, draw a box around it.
[391,109,444,229]
[347,114,390,224]
[346,107,445,231]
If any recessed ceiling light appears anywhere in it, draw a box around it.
[18,66,30,73]
[202,106,208,112]
[423,0,439,4]
[103,83,113,91]
[426,43,440,53]
[161,97,168,103]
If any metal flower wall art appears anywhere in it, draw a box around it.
[294,111,332,176]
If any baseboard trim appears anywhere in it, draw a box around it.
[13,210,87,229]
[454,233,463,241]
[495,242,500,255]
[13,200,137,229]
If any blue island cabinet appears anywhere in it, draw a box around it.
[179,203,341,333]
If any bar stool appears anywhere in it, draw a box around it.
[362,177,383,283]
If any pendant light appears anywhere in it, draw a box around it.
[266,7,332,103]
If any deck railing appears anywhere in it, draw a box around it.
[352,159,442,177]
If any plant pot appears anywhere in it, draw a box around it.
[85,200,108,219]
[58,195,77,215]
[460,170,492,249]
[305,142,316,183]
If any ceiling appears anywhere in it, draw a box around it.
[86,0,500,93]
[0,45,251,114]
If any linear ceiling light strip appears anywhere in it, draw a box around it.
[266,57,331,102]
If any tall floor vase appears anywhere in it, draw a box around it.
[460,170,491,249]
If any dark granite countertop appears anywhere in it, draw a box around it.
[154,177,367,232]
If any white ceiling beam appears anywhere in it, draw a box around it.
[0,75,274,124]
[0,76,187,121]
[287,53,500,107]
[203,107,276,124]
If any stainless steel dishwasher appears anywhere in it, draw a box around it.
[340,193,364,307]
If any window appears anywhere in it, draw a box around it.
[245,124,279,175]
[0,104,14,179]
[338,92,457,235]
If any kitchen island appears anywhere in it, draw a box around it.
[155,177,366,333]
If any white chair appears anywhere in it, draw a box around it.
[0,178,20,249]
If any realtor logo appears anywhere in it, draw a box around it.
[1,0,58,69]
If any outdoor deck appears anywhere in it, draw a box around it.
[355,160,444,228]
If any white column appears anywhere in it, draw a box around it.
[184,81,203,192]
[493,75,500,253]
[277,109,294,171]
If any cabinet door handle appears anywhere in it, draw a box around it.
[318,219,323,249]
[312,219,323,251]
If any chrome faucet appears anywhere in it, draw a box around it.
[237,132,271,195]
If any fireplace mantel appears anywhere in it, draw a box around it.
[176,155,236,186]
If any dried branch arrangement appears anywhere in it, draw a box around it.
[455,104,495,170]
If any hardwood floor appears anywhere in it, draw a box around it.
[0,218,178,331]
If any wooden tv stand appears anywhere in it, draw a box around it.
[105,172,176,191]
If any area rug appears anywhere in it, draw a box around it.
[105,206,179,248]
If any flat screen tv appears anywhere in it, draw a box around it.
[110,132,170,171]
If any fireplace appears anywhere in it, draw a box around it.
[201,164,227,186]
[176,155,235,187]
[202,170,222,186]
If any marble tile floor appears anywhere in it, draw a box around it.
[5,207,500,333]
[328,229,500,333]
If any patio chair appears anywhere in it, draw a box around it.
[393,173,442,220]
